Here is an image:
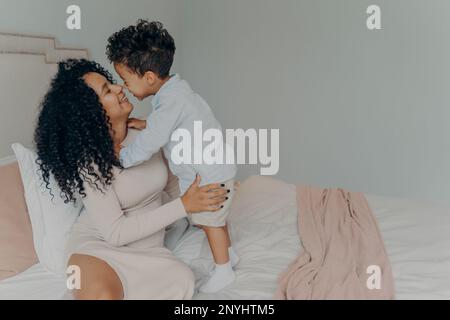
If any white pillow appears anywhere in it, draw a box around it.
[11,143,82,276]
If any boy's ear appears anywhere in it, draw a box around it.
[143,71,158,85]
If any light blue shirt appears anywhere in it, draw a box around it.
[120,74,237,195]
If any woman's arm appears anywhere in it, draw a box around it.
[82,179,186,247]
[81,170,228,247]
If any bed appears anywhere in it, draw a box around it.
[1,33,450,300]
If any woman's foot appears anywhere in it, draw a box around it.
[199,261,235,293]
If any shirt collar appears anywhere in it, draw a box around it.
[153,73,180,103]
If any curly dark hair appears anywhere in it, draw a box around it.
[106,19,176,78]
[34,59,122,204]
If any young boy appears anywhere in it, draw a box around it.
[106,20,239,293]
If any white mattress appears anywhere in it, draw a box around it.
[1,180,449,300]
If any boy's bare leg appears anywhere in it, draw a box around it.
[222,224,231,248]
[197,224,232,256]
[202,226,230,264]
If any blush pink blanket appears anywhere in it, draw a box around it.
[274,186,395,299]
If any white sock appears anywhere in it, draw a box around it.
[199,261,235,293]
[228,246,240,268]
[207,247,240,276]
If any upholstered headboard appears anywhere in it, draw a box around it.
[0,33,88,164]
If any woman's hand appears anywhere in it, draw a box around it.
[181,175,229,213]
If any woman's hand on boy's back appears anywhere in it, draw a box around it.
[127,118,147,130]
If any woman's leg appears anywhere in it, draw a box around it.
[151,253,195,300]
[67,254,124,300]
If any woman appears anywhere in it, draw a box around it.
[34,59,229,299]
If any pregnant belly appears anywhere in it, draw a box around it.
[124,229,165,250]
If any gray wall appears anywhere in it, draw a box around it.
[178,0,450,209]
[0,0,182,118]
[1,0,449,208]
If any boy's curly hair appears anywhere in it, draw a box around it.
[34,59,122,204]
[106,20,176,78]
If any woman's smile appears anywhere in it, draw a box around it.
[118,94,132,110]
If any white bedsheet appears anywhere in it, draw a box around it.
[366,194,450,299]
[1,178,449,300]
[0,263,67,300]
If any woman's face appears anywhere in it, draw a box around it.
[83,72,133,122]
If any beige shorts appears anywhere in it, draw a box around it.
[188,179,235,227]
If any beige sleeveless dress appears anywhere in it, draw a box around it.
[65,129,195,299]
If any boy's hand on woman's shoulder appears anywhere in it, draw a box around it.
[127,118,147,130]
